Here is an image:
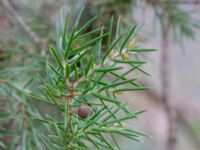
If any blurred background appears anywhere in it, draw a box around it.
[0,0,200,150]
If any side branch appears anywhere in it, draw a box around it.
[161,17,177,150]
[1,0,47,52]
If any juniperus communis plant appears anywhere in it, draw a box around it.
[0,9,155,149]
[30,10,156,149]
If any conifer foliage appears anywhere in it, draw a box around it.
[0,9,155,149]
[34,10,155,149]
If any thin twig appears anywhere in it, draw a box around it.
[1,0,47,53]
[160,8,177,150]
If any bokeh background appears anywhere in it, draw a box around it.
[0,0,200,150]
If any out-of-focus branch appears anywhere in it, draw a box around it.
[1,0,47,53]
[160,12,177,150]
[140,3,178,149]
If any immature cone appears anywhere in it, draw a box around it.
[77,105,92,118]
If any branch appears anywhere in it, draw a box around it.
[1,0,47,53]
[160,14,177,150]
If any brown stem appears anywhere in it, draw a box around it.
[160,15,177,150]
[65,83,74,146]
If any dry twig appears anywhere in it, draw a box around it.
[1,0,47,53]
